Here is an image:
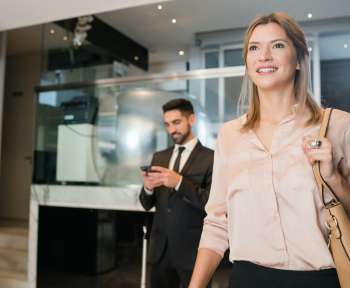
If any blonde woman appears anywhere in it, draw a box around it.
[189,12,350,288]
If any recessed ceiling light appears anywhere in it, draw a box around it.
[308,47,313,52]
[344,44,349,49]
[49,29,55,35]
[172,18,177,24]
[307,13,313,19]
[63,36,68,41]
[134,56,139,61]
[178,50,185,56]
[157,4,163,10]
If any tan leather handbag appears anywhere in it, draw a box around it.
[312,108,350,288]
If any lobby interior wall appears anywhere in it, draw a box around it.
[0,32,6,178]
[0,51,41,220]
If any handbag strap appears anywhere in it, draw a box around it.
[312,108,339,206]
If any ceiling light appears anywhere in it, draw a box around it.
[178,50,185,56]
[308,47,312,52]
[134,56,139,61]
[344,44,349,49]
[157,4,163,10]
[49,29,55,35]
[307,13,313,19]
[63,36,68,41]
[172,18,177,24]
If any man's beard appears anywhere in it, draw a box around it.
[171,129,191,145]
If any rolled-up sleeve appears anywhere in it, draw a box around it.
[199,128,229,257]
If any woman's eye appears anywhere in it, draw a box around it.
[273,42,285,48]
[248,45,258,51]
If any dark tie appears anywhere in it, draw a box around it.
[173,146,185,173]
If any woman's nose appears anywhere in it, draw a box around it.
[259,45,272,61]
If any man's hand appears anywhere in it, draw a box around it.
[144,166,182,189]
[142,169,163,191]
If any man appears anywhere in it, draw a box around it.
[139,98,214,288]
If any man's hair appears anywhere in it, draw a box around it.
[162,98,194,115]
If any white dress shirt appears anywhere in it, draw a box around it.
[145,137,198,194]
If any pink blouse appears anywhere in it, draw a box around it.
[199,109,350,270]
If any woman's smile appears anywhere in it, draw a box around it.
[247,22,299,91]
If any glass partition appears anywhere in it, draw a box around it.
[33,67,245,187]
[320,32,350,112]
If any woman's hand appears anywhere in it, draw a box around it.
[188,248,222,288]
[303,135,350,213]
[302,136,337,183]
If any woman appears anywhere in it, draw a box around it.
[189,12,350,288]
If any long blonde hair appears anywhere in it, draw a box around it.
[239,12,322,131]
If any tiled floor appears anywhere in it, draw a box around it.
[0,219,28,288]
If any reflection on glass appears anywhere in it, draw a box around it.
[96,87,214,186]
[34,84,217,187]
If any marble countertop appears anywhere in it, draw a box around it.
[31,184,150,212]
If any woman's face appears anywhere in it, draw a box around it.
[246,22,299,92]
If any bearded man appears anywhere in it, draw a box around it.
[139,98,214,288]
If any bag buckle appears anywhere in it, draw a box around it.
[325,216,341,239]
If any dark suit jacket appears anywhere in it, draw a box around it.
[139,141,214,270]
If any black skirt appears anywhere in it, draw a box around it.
[229,261,340,288]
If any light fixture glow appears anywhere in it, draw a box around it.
[63,36,68,41]
[307,13,313,19]
[308,47,313,52]
[49,29,55,35]
[157,4,163,10]
[172,18,177,24]
[344,44,349,49]
[178,50,185,56]
[134,56,139,61]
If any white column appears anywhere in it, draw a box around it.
[312,35,322,105]
[0,32,6,176]
[28,190,39,288]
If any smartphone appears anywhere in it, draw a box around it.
[140,165,151,173]
[140,165,159,175]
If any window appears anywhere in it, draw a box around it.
[203,47,244,122]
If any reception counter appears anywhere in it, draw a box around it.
[28,184,147,288]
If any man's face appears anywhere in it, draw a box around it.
[163,110,195,145]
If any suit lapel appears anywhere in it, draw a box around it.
[180,141,202,175]
[163,147,175,198]
[161,147,173,168]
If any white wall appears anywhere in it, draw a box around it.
[0,0,170,31]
